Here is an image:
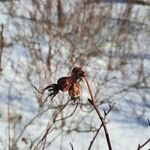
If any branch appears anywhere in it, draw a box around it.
[88,124,103,150]
[30,82,43,94]
[137,138,150,150]
[33,123,52,150]
[0,24,4,72]
[70,143,74,150]
[84,76,112,150]
[54,102,78,122]
[132,0,150,6]
[147,119,150,126]
[15,105,51,143]
[53,99,70,122]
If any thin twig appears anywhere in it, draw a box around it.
[31,82,43,94]
[88,124,103,150]
[103,103,115,117]
[137,138,150,150]
[84,76,112,150]
[70,142,74,150]
[53,99,70,122]
[88,103,114,150]
[0,23,4,72]
[45,131,64,148]
[33,123,52,150]
[7,63,18,149]
[54,102,78,122]
[147,119,150,126]
[15,105,51,143]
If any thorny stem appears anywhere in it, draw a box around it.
[84,76,112,150]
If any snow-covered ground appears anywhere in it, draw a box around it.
[0,1,150,150]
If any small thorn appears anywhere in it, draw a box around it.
[88,98,93,104]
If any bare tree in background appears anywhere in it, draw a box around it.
[0,0,150,149]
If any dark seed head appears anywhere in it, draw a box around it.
[71,67,85,80]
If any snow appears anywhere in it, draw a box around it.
[0,1,150,150]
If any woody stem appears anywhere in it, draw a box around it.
[83,76,112,150]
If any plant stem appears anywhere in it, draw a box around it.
[84,76,112,150]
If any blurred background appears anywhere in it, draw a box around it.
[0,0,150,149]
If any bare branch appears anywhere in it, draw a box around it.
[53,99,70,123]
[33,123,52,150]
[84,76,112,150]
[137,138,150,150]
[88,124,103,150]
[54,102,78,122]
[0,24,4,72]
[70,142,74,150]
